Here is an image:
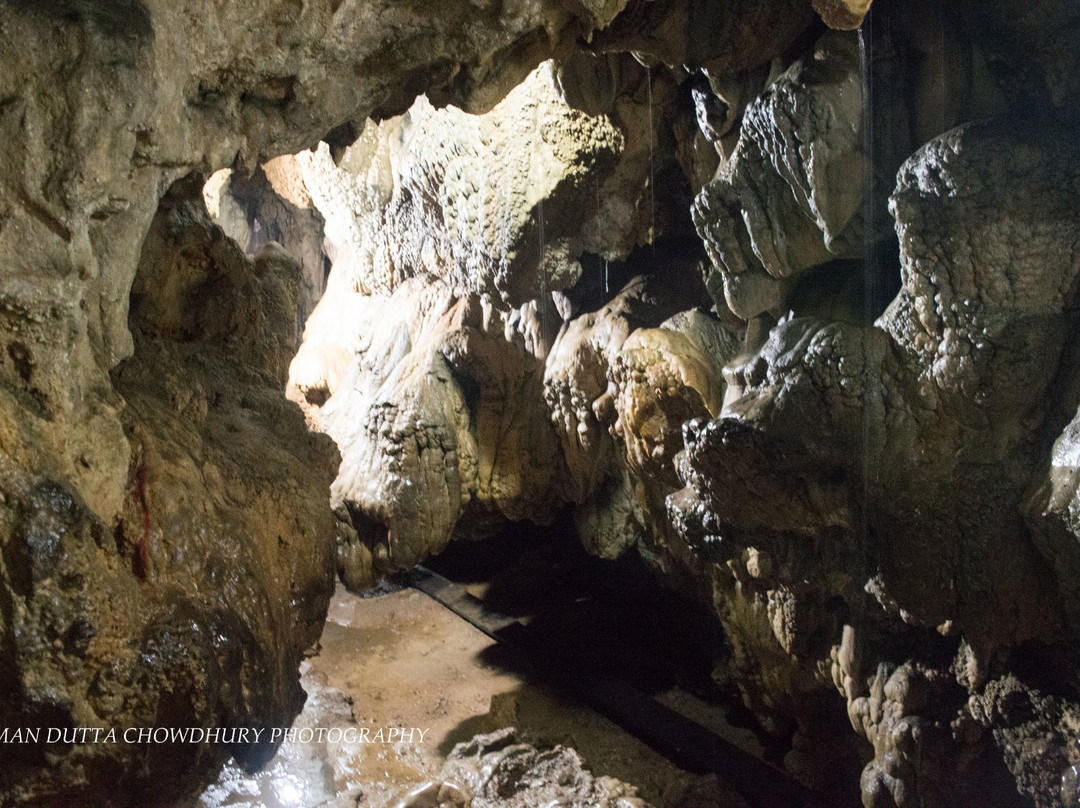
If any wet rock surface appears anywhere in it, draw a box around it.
[0,176,339,806]
[288,59,713,586]
[0,0,720,802]
[202,579,738,808]
[283,5,1080,806]
[414,728,649,808]
[0,0,616,802]
[693,30,873,319]
[4,0,1080,805]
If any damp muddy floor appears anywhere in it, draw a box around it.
[200,529,766,808]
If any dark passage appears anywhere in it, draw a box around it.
[416,514,847,808]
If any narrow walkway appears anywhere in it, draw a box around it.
[200,583,744,807]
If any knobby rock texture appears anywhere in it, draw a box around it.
[6,0,1080,807]
[281,3,1080,807]
[0,0,662,804]
[393,728,654,808]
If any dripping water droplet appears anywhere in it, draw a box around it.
[501,153,511,279]
[538,195,546,354]
[857,15,875,558]
[646,66,656,252]
[596,176,608,302]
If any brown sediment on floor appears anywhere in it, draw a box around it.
[201,583,749,807]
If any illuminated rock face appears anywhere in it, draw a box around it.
[413,728,652,808]
[0,1,621,804]
[287,60,690,583]
[693,31,872,320]
[286,5,1080,805]
[4,0,1080,806]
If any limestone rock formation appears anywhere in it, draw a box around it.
[281,6,1080,804]
[1,177,340,806]
[288,60,712,584]
[693,30,873,319]
[5,0,1080,806]
[398,728,650,808]
[0,1,628,802]
[813,0,873,31]
[671,118,1080,807]
[205,156,329,327]
[591,0,814,74]
[545,270,740,590]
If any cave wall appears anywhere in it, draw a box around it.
[0,0,628,804]
[281,3,1080,807]
[3,0,1080,806]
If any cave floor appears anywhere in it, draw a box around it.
[199,573,758,808]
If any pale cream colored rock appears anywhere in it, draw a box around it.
[208,159,328,324]
[0,2,609,803]
[295,65,625,306]
[301,278,562,581]
[545,293,638,503]
[438,729,651,808]
[291,59,687,580]
[263,154,315,209]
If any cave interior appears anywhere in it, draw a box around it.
[2,0,1080,806]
